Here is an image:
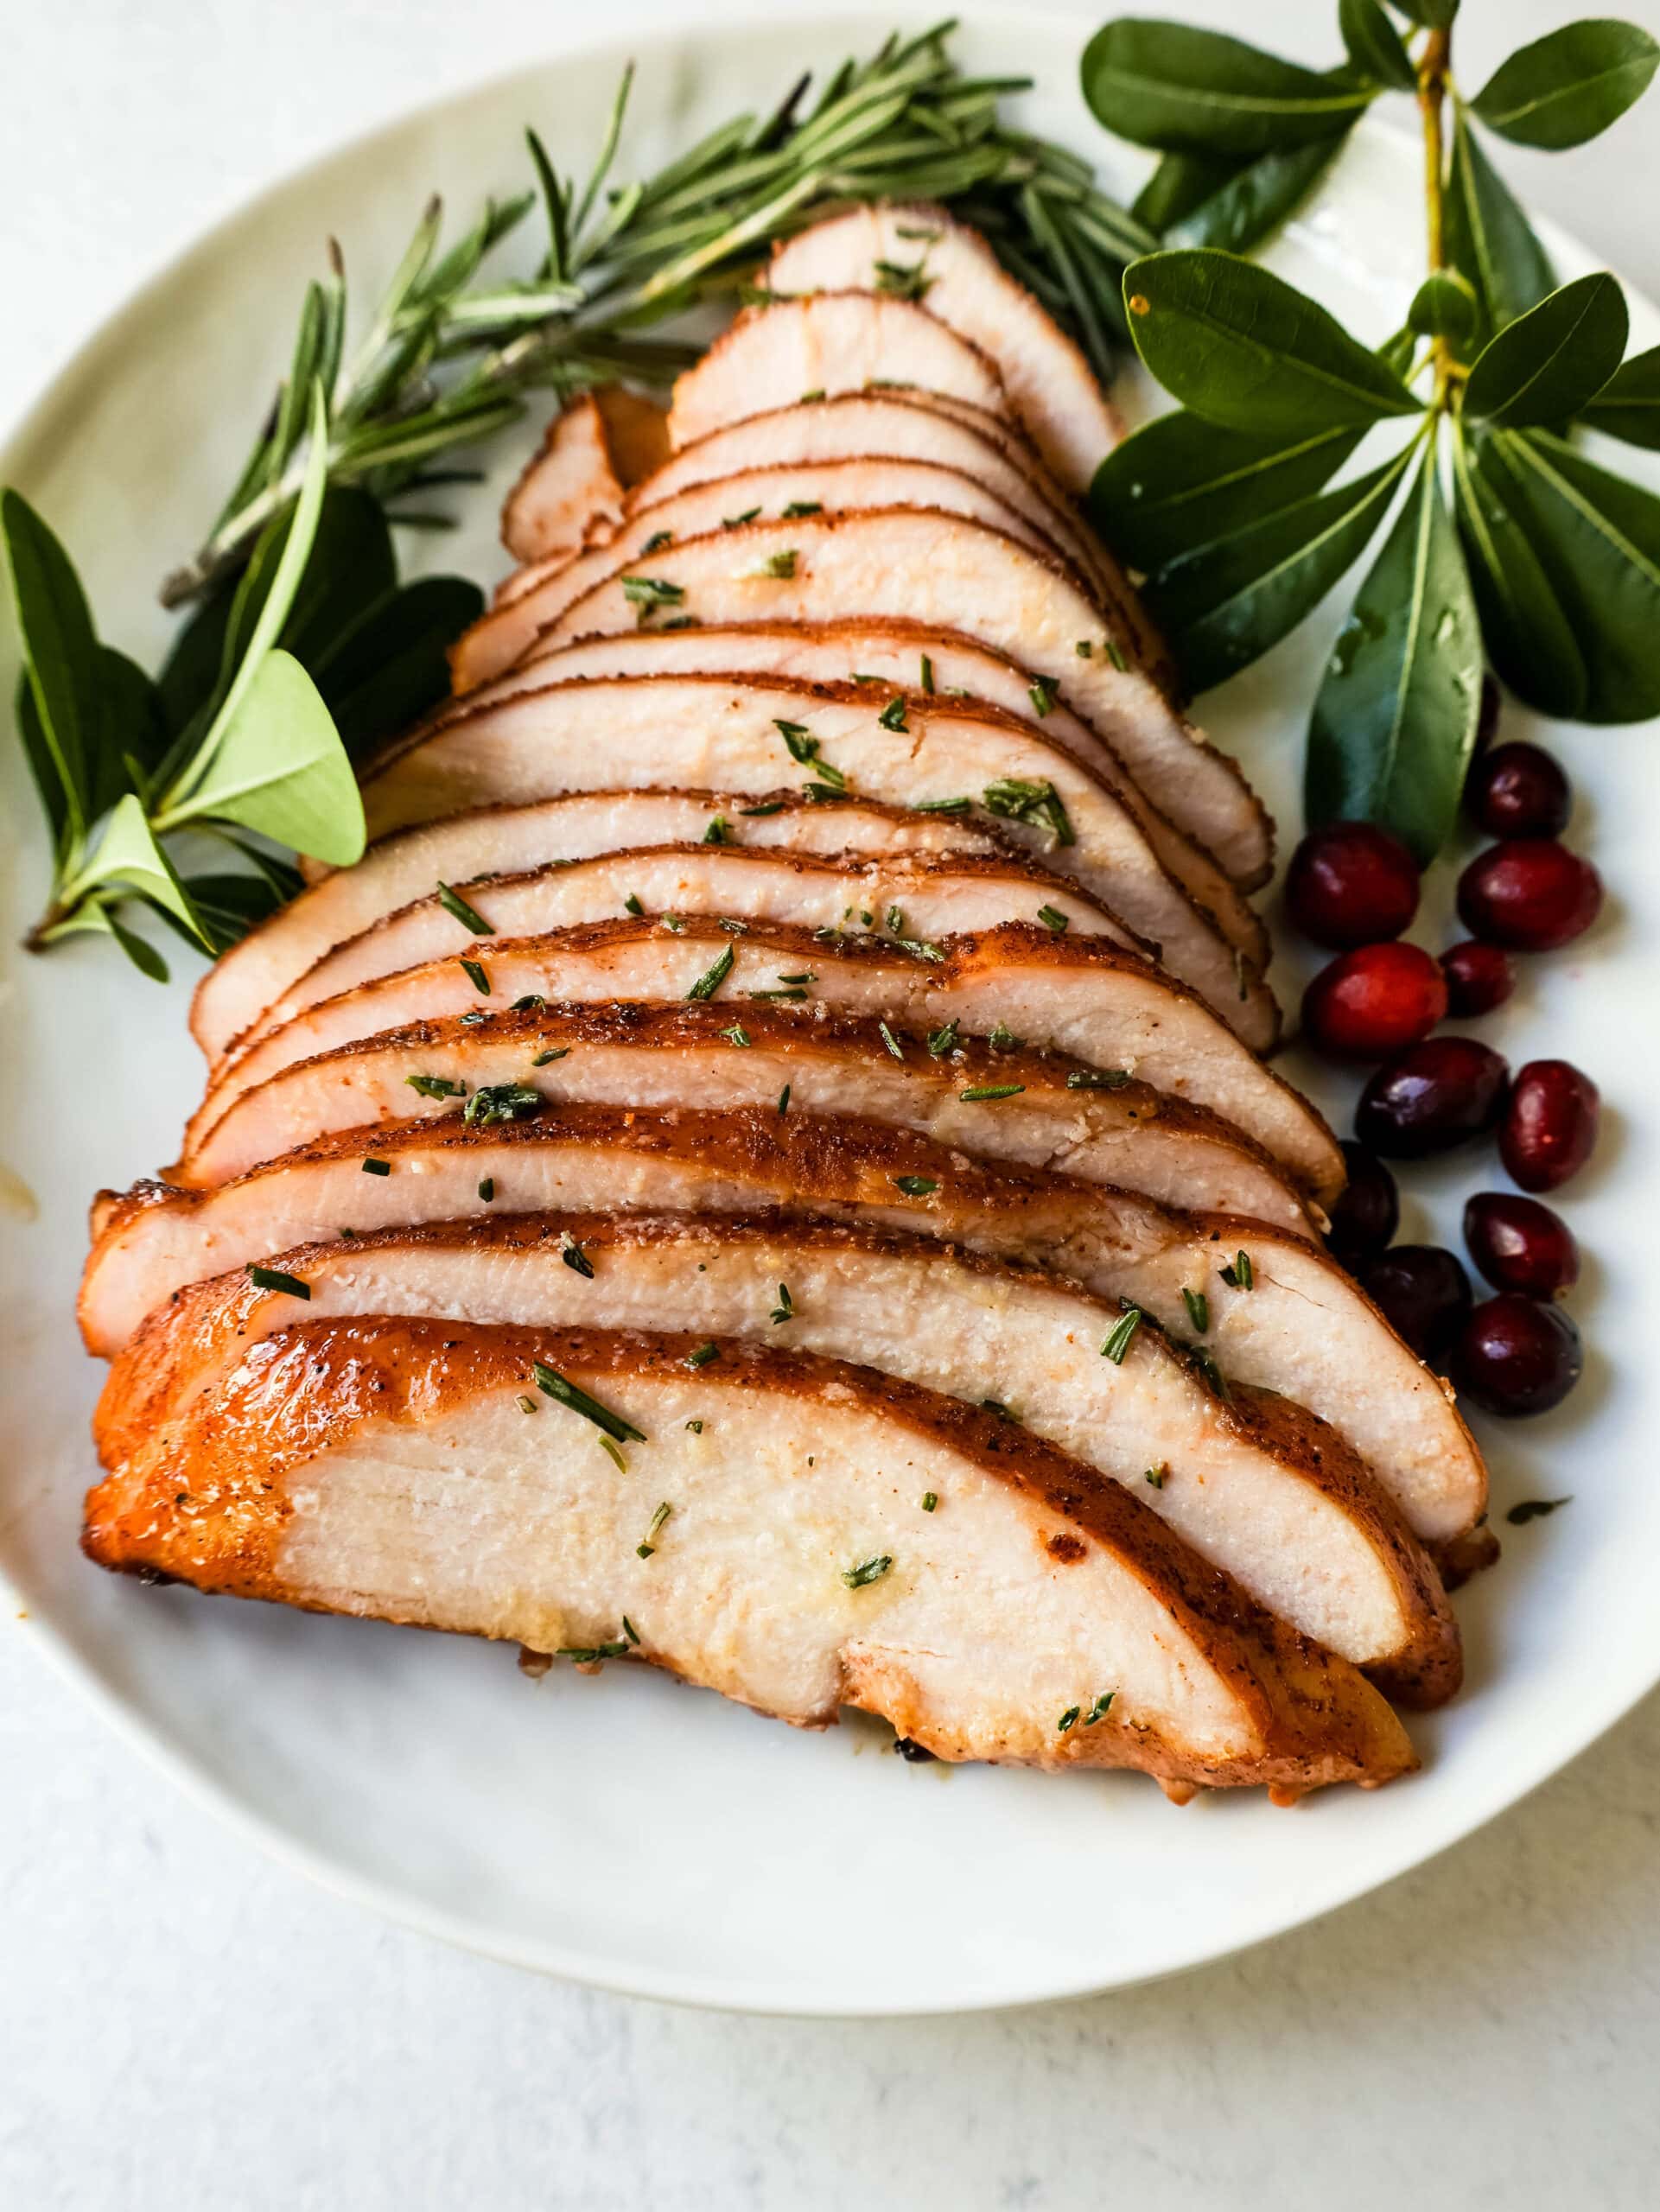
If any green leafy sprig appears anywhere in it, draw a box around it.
[161,19,1154,609]
[1083,9,1660,862]
[3,384,481,974]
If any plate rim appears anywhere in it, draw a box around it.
[2,0,1654,2016]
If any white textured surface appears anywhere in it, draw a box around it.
[4,1,1660,2204]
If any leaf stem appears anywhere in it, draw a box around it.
[1417,26,1455,402]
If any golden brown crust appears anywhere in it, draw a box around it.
[83,1317,1416,1794]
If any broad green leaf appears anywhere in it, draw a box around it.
[15,675,69,848]
[174,648,366,864]
[1339,0,1416,90]
[1471,20,1659,149]
[1145,445,1415,693]
[319,575,484,756]
[1081,20,1372,158]
[170,871,287,953]
[1164,135,1351,255]
[1,486,103,842]
[1462,272,1627,425]
[1408,270,1478,348]
[105,905,171,983]
[98,648,169,806]
[171,381,332,810]
[1090,412,1363,571]
[1377,327,1417,378]
[1443,104,1555,343]
[1122,249,1421,435]
[1131,150,1239,233]
[1451,427,1587,719]
[1581,342,1660,448]
[68,791,209,946]
[1306,443,1482,862]
[1487,428,1660,721]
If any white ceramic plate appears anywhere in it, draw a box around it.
[3,5,1657,2016]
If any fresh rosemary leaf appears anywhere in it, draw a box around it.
[1065,1067,1130,1090]
[892,1175,938,1196]
[461,1082,543,1126]
[841,1554,893,1589]
[686,943,735,1000]
[1100,1306,1143,1363]
[981,777,1074,847]
[406,1071,465,1099]
[770,1282,794,1325]
[959,1084,1024,1102]
[532,1362,646,1442]
[247,1264,310,1299]
[460,957,490,994]
[361,1157,391,1176]
[1181,1287,1210,1335]
[1220,1249,1255,1291]
[877,695,908,731]
[561,1234,595,1278]
[684,1342,720,1370]
[1037,904,1069,933]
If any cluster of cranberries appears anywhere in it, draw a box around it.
[1289,691,1601,1419]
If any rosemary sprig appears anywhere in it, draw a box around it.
[159,20,1150,607]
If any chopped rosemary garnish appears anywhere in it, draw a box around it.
[777,971,815,986]
[517,1394,537,1415]
[960,1084,1024,1102]
[1145,1465,1167,1490]
[722,505,761,530]
[461,957,490,994]
[1191,1348,1231,1402]
[685,944,735,1001]
[637,1500,670,1555]
[685,1341,720,1370]
[639,529,673,555]
[919,653,935,694]
[1036,904,1069,933]
[878,695,908,732]
[511,994,547,1012]
[1065,1067,1130,1090]
[721,1022,752,1047]
[247,1264,310,1300]
[560,1234,595,1278]
[1057,1706,1080,1734]
[557,1638,631,1663]
[747,549,798,578]
[842,1554,893,1589]
[926,1019,959,1057]
[361,1157,391,1176]
[437,881,494,935]
[913,795,970,814]
[1507,1497,1574,1525]
[462,1082,543,1126]
[621,575,685,622]
[478,1178,495,1201]
[1084,1691,1116,1725]
[1181,1288,1210,1335]
[893,1176,938,1197]
[703,816,731,844]
[799,389,827,404]
[982,777,1074,848]
[622,1615,641,1646]
[660,614,700,632]
[624,893,645,916]
[983,1399,1021,1423]
[459,1010,487,1027]
[405,1072,465,1099]
[747,985,809,1001]
[1105,638,1128,672]
[740,799,785,817]
[781,499,823,518]
[1100,1306,1143,1363]
[988,1022,1022,1050]
[770,1282,794,1325]
[886,904,906,936]
[776,1084,791,1116]
[662,914,685,931]
[1075,639,1093,658]
[532,1362,646,1443]
[873,257,933,302]
[531,1047,568,1067]
[879,1022,905,1061]
[1028,674,1058,716]
[1220,1250,1255,1291]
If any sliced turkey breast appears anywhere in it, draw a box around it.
[83,1319,1414,1796]
[500,387,669,564]
[621,393,1131,619]
[455,452,1100,688]
[357,671,1276,1040]
[83,1103,1484,1548]
[767,206,1123,493]
[667,291,1009,455]
[93,1215,1457,1700]
[506,620,1261,960]
[223,846,1143,1068]
[531,514,1272,884]
[175,1002,1319,1234]
[193,789,996,1065]
[178,919,1336,1203]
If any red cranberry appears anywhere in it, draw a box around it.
[1284,823,1420,950]
[1463,1192,1580,1299]
[1301,943,1447,1062]
[1326,1142,1401,1269]
[1457,839,1603,952]
[1452,1295,1583,1417]
[1500,1059,1600,1192]
[1355,1038,1510,1158]
[1466,742,1571,839]
[1361,1245,1473,1365]
[1441,939,1516,1018]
